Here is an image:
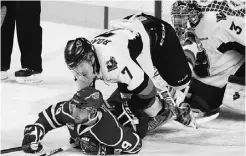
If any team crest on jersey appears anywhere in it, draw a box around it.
[216,12,227,22]
[85,92,100,100]
[106,56,118,72]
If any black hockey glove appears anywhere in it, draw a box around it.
[22,124,44,153]
[77,136,113,155]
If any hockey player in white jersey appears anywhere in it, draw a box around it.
[171,0,245,116]
[64,12,197,132]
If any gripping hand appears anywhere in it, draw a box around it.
[182,28,197,46]
[22,124,44,153]
[77,136,113,155]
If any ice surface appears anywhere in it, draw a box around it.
[0,21,245,156]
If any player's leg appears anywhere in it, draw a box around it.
[222,63,245,114]
[234,62,245,78]
[151,19,192,88]
[15,1,42,83]
[188,62,245,115]
[186,78,223,114]
[144,16,197,128]
[1,1,15,80]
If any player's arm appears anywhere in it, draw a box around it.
[22,101,68,153]
[214,15,245,55]
[180,27,200,71]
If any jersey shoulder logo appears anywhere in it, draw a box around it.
[216,12,227,22]
[106,56,118,72]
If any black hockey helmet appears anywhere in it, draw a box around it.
[64,37,96,70]
[69,86,103,110]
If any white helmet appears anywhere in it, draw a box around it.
[171,0,203,37]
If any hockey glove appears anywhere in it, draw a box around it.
[22,124,44,153]
[182,28,197,46]
[175,102,197,128]
[77,136,113,155]
[158,91,197,128]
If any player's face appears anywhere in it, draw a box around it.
[72,61,95,87]
[172,14,188,29]
[172,14,189,38]
[70,104,90,124]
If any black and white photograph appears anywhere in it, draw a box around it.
[1,0,245,155]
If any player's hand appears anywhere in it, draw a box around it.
[78,136,113,155]
[175,102,197,128]
[182,28,197,46]
[22,124,44,153]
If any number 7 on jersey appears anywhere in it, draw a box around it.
[121,67,133,79]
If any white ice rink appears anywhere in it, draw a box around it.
[1,21,245,156]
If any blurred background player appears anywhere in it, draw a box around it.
[1,1,43,83]
[64,12,197,131]
[22,86,143,155]
[1,5,7,27]
[171,0,245,117]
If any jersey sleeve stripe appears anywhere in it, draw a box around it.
[131,73,149,94]
[34,123,46,134]
[138,78,156,98]
[51,104,62,126]
[77,124,93,135]
[62,108,74,119]
[42,110,58,129]
[125,133,141,153]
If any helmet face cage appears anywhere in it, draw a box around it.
[171,0,202,37]
[65,38,96,70]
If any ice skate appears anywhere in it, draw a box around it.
[15,68,42,83]
[1,70,8,80]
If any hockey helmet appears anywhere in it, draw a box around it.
[70,86,103,110]
[64,37,96,70]
[69,86,104,124]
[171,0,203,37]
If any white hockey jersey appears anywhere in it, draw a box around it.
[91,19,154,91]
[192,12,245,88]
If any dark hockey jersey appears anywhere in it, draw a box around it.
[35,101,142,154]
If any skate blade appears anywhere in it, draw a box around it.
[15,74,42,84]
[195,112,219,126]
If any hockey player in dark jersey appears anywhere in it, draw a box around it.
[21,86,145,155]
[64,12,197,131]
